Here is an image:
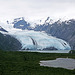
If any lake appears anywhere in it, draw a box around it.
[40,58,75,70]
[19,50,70,53]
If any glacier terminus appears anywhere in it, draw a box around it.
[8,30,71,50]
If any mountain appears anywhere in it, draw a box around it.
[12,17,32,30]
[34,19,75,50]
[0,26,8,32]
[33,17,54,25]
[10,17,75,50]
[0,20,71,51]
[12,17,54,30]
[0,32,21,51]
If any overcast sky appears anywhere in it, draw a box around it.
[0,0,75,22]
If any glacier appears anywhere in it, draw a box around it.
[0,22,71,51]
[8,30,71,50]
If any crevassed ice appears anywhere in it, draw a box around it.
[8,30,71,50]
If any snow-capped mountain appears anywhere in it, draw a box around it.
[12,17,32,30]
[0,21,71,51]
[34,19,75,50]
[31,17,54,26]
[5,17,75,50]
[11,17,54,30]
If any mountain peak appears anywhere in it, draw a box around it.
[12,17,24,24]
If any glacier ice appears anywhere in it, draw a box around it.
[0,23,71,50]
[8,30,71,50]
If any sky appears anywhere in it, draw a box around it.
[0,0,75,23]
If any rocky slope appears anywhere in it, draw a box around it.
[0,32,22,51]
[12,17,32,30]
[0,26,8,32]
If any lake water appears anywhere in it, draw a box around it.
[40,58,75,70]
[19,50,70,53]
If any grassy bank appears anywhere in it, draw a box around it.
[0,50,75,75]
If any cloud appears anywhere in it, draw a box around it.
[0,0,75,22]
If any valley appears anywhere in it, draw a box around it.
[0,50,75,75]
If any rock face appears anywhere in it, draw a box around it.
[0,33,22,51]
[0,26,8,32]
[43,47,58,50]
[34,19,75,50]
[13,17,31,30]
